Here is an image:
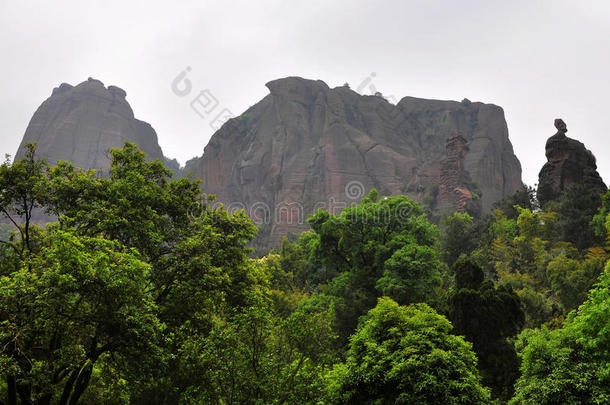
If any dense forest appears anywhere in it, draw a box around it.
[1,143,609,404]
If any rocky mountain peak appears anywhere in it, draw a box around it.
[14,76,524,249]
[537,118,606,206]
[189,76,522,248]
[265,76,330,100]
[15,78,176,172]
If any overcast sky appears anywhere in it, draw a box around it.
[1,0,609,187]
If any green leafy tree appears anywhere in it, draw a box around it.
[325,297,491,404]
[306,190,441,340]
[439,212,478,266]
[279,231,327,290]
[448,257,524,400]
[1,143,261,403]
[511,262,610,404]
[592,189,610,246]
[486,205,607,325]
[0,227,159,405]
[546,253,606,312]
[45,144,258,317]
[493,185,538,220]
[545,184,605,251]
[479,207,578,328]
[176,262,338,405]
[0,143,48,259]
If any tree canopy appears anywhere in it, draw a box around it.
[325,297,491,404]
[1,143,609,404]
[511,262,610,404]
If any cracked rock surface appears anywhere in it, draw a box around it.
[186,77,522,248]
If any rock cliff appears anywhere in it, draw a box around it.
[15,78,178,172]
[438,133,481,217]
[14,76,523,248]
[186,77,522,248]
[537,119,606,206]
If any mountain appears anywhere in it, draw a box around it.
[185,77,523,248]
[14,76,523,248]
[14,77,178,172]
[537,118,607,206]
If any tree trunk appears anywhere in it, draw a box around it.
[37,394,52,405]
[58,369,79,405]
[57,362,93,405]
[67,362,93,405]
[16,383,32,405]
[6,375,16,405]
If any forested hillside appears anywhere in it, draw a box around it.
[1,143,609,404]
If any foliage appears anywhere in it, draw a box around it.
[306,190,441,341]
[279,231,327,290]
[0,143,261,404]
[477,206,606,328]
[0,143,48,256]
[492,186,538,220]
[325,297,491,404]
[545,184,604,251]
[0,227,159,405]
[179,289,337,404]
[448,257,524,400]
[511,263,610,404]
[439,212,478,267]
[2,142,609,404]
[546,253,606,312]
[592,189,610,246]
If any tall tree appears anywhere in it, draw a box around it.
[492,185,539,220]
[547,184,605,251]
[1,143,261,403]
[448,257,524,400]
[0,143,48,259]
[439,212,478,266]
[0,227,159,405]
[511,262,610,404]
[326,297,491,404]
[305,190,441,340]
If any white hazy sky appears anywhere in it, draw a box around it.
[1,0,609,187]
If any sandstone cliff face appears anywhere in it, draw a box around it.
[438,133,481,217]
[15,76,523,248]
[187,77,522,248]
[15,78,177,172]
[537,119,606,206]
